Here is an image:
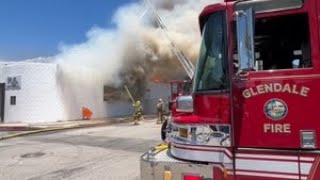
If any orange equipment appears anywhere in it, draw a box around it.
[82,107,93,120]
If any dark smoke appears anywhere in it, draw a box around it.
[54,0,214,100]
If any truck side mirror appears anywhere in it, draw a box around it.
[235,8,255,71]
[176,95,193,113]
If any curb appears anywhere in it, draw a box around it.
[0,120,131,141]
[0,126,40,131]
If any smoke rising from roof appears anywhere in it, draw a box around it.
[49,0,216,99]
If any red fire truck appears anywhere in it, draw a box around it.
[141,0,320,179]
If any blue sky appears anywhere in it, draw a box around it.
[0,0,136,60]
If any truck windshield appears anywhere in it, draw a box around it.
[194,11,228,92]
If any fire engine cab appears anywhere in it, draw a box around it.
[141,0,320,179]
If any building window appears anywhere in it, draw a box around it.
[10,96,16,105]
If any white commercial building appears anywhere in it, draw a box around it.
[0,62,170,123]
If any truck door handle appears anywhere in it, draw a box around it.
[233,70,249,81]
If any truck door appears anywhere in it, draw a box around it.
[232,4,320,150]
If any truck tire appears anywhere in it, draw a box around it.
[161,119,168,141]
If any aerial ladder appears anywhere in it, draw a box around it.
[142,0,195,79]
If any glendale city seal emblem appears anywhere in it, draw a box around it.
[264,99,288,120]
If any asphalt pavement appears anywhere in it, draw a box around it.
[0,119,161,180]
[0,116,157,140]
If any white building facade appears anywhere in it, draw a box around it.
[0,62,170,123]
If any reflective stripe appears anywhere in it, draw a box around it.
[236,153,298,161]
[236,159,298,174]
[300,157,315,162]
[300,162,312,175]
[236,171,299,179]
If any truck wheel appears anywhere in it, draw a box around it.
[161,119,168,141]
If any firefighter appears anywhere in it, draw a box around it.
[133,100,143,125]
[156,98,165,124]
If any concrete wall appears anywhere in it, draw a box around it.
[56,65,105,120]
[0,62,171,123]
[0,63,62,123]
[0,62,133,123]
[57,65,133,120]
[105,101,133,117]
[143,82,171,114]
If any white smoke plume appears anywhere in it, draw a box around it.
[54,0,217,99]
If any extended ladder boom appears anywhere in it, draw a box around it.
[143,0,195,79]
